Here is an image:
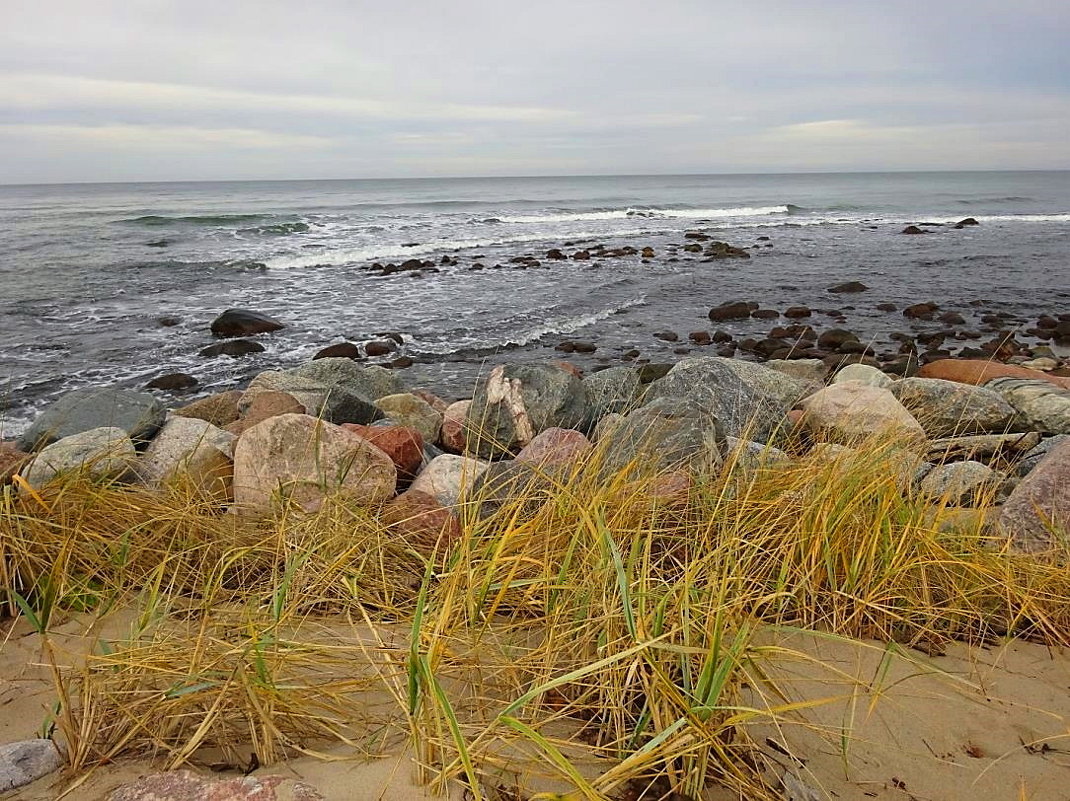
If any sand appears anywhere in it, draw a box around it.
[3,614,1069,801]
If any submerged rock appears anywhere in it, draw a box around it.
[209,308,285,338]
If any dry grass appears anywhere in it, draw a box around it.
[2,427,1068,800]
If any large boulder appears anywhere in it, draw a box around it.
[515,427,593,468]
[714,357,811,410]
[1014,434,1070,477]
[238,362,383,426]
[889,377,1019,436]
[983,378,1070,434]
[439,400,472,452]
[998,438,1070,552]
[380,490,461,551]
[209,308,285,338]
[231,414,396,513]
[0,740,64,794]
[21,427,136,489]
[641,356,791,442]
[918,359,1070,390]
[465,363,587,457]
[599,397,723,477]
[17,387,166,451]
[798,384,926,447]
[341,424,424,479]
[833,363,893,389]
[409,454,489,508]
[108,770,323,801]
[173,390,242,428]
[135,417,235,500]
[582,367,640,425]
[917,461,1005,506]
[288,359,402,400]
[374,393,442,444]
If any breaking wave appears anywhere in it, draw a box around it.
[499,205,791,224]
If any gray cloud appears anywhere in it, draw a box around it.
[1,0,1067,182]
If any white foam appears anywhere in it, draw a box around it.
[499,205,790,223]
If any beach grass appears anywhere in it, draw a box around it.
[2,430,1068,800]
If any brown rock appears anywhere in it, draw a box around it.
[828,281,868,293]
[226,391,305,435]
[108,770,323,801]
[364,340,396,357]
[515,427,593,468]
[174,390,243,428]
[341,424,424,479]
[709,301,756,322]
[411,389,449,413]
[783,306,812,319]
[209,309,285,338]
[0,443,30,485]
[313,342,361,360]
[918,359,1070,390]
[146,372,198,391]
[440,400,472,452]
[904,302,939,320]
[381,490,461,550]
[901,225,927,234]
[998,439,1070,552]
[688,330,712,345]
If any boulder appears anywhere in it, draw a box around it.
[199,339,265,358]
[983,378,1070,434]
[290,358,402,399]
[708,301,756,322]
[723,436,790,471]
[0,740,64,794]
[173,390,242,428]
[231,414,396,513]
[21,427,136,489]
[409,454,489,508]
[998,439,1070,551]
[592,412,625,443]
[17,387,166,451]
[313,342,361,360]
[439,400,472,452]
[714,357,811,410]
[341,424,423,479]
[465,363,587,457]
[209,309,285,338]
[582,366,640,425]
[411,389,449,413]
[766,359,828,384]
[515,427,592,468]
[135,417,235,500]
[599,397,723,477]
[467,459,550,519]
[380,490,461,551]
[1014,434,1070,477]
[238,361,383,426]
[145,373,198,391]
[925,431,1041,464]
[108,770,323,801]
[833,363,893,388]
[227,390,306,435]
[918,359,1070,390]
[889,377,1019,436]
[798,384,926,447]
[374,393,442,444]
[642,356,791,442]
[917,461,1004,506]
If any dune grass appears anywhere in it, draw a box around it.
[1,428,1068,800]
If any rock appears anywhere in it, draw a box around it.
[889,377,1019,436]
[227,390,306,435]
[876,302,898,312]
[209,309,285,338]
[107,770,324,801]
[199,339,265,358]
[723,436,790,470]
[903,302,939,320]
[751,309,779,320]
[238,362,384,426]
[708,300,756,322]
[583,366,640,425]
[341,424,423,479]
[956,217,980,227]
[157,315,181,326]
[828,281,868,293]
[515,427,592,468]
[705,241,751,259]
[409,454,489,508]
[439,400,472,452]
[465,363,587,457]
[984,378,1070,434]
[1015,435,1070,477]
[918,359,1070,390]
[313,342,361,360]
[1,443,31,485]
[174,390,242,428]
[688,330,712,345]
[289,358,402,399]
[17,387,166,452]
[926,431,1041,463]
[231,414,396,513]
[411,389,449,413]
[817,329,859,350]
[592,412,624,443]
[715,357,811,410]
[783,306,812,319]
[145,372,198,391]
[798,384,926,447]
[654,331,679,342]
[901,225,927,234]
[641,246,655,258]
[998,439,1070,551]
[364,340,396,357]
[374,393,442,444]
[466,459,551,519]
[939,311,966,325]
[637,363,673,383]
[380,490,461,550]
[0,740,64,794]
[766,358,828,384]
[643,356,792,442]
[600,398,723,476]
[135,417,235,499]
[918,461,1004,505]
[833,363,893,388]
[21,427,136,489]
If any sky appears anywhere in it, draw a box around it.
[1,0,1068,183]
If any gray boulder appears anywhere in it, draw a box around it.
[465,363,587,457]
[289,359,402,400]
[135,417,235,499]
[984,378,1070,434]
[890,377,1019,437]
[21,427,136,489]
[599,397,723,477]
[239,360,385,425]
[642,356,791,442]
[0,740,64,793]
[917,461,1006,506]
[998,438,1070,551]
[715,357,811,410]
[1015,435,1070,477]
[17,387,166,451]
[583,367,640,426]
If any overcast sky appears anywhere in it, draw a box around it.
[1,0,1068,183]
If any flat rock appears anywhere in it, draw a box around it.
[918,359,1070,389]
[798,384,926,447]
[998,438,1070,551]
[410,454,489,508]
[926,431,1042,463]
[17,387,166,451]
[209,308,285,338]
[173,390,242,428]
[890,377,1019,437]
[21,427,136,489]
[374,393,442,444]
[232,414,396,513]
[1014,434,1070,477]
[108,770,323,801]
[0,739,64,793]
[135,417,235,500]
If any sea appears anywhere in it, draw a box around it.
[1,171,1068,437]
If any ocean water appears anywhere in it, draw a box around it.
[1,171,1068,436]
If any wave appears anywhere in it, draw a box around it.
[238,221,310,236]
[117,213,271,227]
[498,205,791,224]
[954,196,1034,204]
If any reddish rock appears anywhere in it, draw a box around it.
[411,388,449,413]
[341,424,424,479]
[107,770,323,801]
[515,427,593,468]
[1,443,30,485]
[174,390,243,428]
[364,340,396,357]
[381,490,461,550]
[553,360,583,379]
[440,400,472,452]
[918,359,1070,390]
[688,330,712,345]
[226,391,304,436]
